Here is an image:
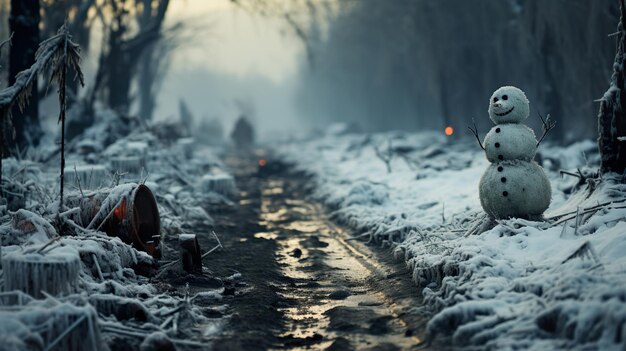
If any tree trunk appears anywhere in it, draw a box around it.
[138,51,157,120]
[106,19,131,113]
[8,0,40,153]
[105,0,170,115]
[598,0,626,175]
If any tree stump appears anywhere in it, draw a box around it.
[2,248,80,298]
[199,173,237,198]
[110,156,143,175]
[177,138,195,159]
[64,164,108,190]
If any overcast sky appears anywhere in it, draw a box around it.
[167,0,301,83]
[156,0,304,138]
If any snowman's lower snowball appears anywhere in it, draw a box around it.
[479,160,551,219]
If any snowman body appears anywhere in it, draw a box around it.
[483,124,536,162]
[479,160,551,218]
[478,86,551,219]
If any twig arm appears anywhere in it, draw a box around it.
[467,119,485,150]
[536,112,556,147]
[559,170,581,179]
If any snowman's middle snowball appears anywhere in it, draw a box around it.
[483,123,537,162]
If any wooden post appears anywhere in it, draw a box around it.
[179,234,202,273]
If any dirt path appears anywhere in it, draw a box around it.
[198,152,436,350]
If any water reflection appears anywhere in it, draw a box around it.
[259,175,422,349]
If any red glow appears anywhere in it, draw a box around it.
[114,199,127,220]
[258,159,267,167]
[445,126,454,136]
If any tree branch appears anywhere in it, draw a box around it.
[0,26,83,113]
[536,111,556,147]
[467,118,485,150]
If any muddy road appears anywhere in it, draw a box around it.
[196,152,436,350]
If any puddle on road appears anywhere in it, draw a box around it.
[239,199,253,205]
[258,179,422,350]
[254,232,279,240]
[284,220,321,233]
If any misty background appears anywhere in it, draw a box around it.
[157,0,303,139]
[0,0,620,143]
[168,0,619,142]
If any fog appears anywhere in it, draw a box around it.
[157,0,304,140]
[4,0,619,144]
[156,0,620,143]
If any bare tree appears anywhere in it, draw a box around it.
[598,0,626,174]
[137,21,182,120]
[87,0,169,115]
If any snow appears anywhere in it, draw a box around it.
[0,107,235,349]
[139,331,174,351]
[63,164,108,190]
[278,129,626,349]
[198,173,238,198]
[6,209,57,245]
[0,302,102,351]
[3,246,81,299]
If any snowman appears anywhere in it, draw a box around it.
[475,86,552,219]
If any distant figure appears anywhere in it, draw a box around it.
[231,116,255,149]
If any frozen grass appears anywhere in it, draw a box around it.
[0,108,234,349]
[278,128,626,350]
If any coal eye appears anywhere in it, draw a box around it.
[493,97,498,103]
[502,95,508,100]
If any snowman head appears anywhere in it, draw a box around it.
[488,86,529,124]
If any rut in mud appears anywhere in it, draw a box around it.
[199,153,437,350]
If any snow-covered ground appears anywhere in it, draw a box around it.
[0,109,231,350]
[278,128,626,350]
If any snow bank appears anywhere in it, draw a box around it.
[0,108,234,349]
[278,130,625,350]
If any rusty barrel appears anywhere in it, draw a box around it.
[67,184,161,258]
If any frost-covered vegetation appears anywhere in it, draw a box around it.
[0,108,232,350]
[279,127,626,350]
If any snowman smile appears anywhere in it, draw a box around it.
[495,106,514,116]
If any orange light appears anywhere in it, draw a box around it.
[445,126,454,136]
[258,159,267,167]
[114,198,127,220]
